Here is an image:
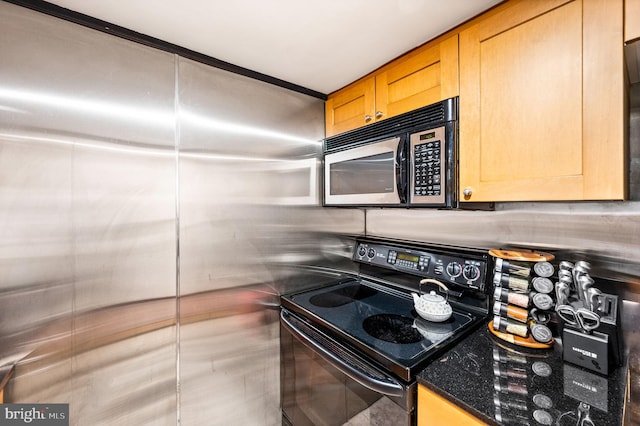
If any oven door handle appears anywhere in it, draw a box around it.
[280,310,405,398]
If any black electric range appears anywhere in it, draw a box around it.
[281,237,492,382]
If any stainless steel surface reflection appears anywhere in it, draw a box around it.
[176,58,364,425]
[0,2,178,424]
[0,3,364,425]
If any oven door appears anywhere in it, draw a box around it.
[280,309,415,426]
[324,136,406,206]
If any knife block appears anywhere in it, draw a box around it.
[560,293,622,375]
[562,328,611,374]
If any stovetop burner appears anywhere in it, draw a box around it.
[363,314,423,344]
[309,282,378,308]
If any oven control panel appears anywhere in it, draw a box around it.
[354,240,487,291]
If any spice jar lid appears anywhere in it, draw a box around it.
[533,261,555,277]
[532,277,554,294]
[493,286,506,301]
[532,293,555,310]
[493,315,502,330]
[530,323,553,343]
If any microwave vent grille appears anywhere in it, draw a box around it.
[324,97,456,153]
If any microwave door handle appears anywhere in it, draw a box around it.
[280,310,405,397]
[395,136,407,204]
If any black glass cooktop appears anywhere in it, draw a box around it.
[283,278,481,375]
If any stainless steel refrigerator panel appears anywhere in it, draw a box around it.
[0,2,178,308]
[178,156,277,293]
[0,3,75,369]
[69,327,177,426]
[72,146,177,310]
[176,58,331,426]
[178,59,324,158]
[8,327,177,426]
[177,57,326,294]
[0,1,178,309]
[0,140,74,361]
[0,3,177,425]
[0,2,175,149]
[179,316,280,426]
[6,358,73,410]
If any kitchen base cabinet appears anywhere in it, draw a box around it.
[325,34,459,137]
[417,384,487,426]
[459,0,626,202]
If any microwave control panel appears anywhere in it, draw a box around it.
[354,240,487,292]
[409,126,446,205]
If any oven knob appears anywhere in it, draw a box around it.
[367,248,376,259]
[358,245,366,257]
[463,264,481,281]
[446,262,462,278]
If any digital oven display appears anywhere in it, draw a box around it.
[396,253,419,263]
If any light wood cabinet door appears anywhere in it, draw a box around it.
[417,384,487,426]
[459,0,625,202]
[325,34,459,137]
[375,34,459,123]
[626,0,640,42]
[325,77,375,137]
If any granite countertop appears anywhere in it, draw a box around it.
[418,323,627,426]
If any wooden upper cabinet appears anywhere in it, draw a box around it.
[325,77,375,137]
[459,0,626,202]
[375,35,459,123]
[626,0,640,42]
[325,34,459,137]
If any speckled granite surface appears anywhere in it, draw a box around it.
[417,324,627,425]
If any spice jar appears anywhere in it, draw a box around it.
[494,258,531,277]
[493,315,529,338]
[494,287,530,308]
[493,272,530,291]
[493,301,529,323]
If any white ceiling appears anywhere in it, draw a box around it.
[46,0,503,95]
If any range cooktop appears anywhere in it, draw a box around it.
[282,278,484,381]
[281,237,491,382]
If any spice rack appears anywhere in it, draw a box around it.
[488,249,556,349]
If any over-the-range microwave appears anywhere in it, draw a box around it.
[324,97,482,208]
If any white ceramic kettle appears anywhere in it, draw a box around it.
[412,278,452,322]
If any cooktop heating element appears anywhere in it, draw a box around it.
[363,314,422,344]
